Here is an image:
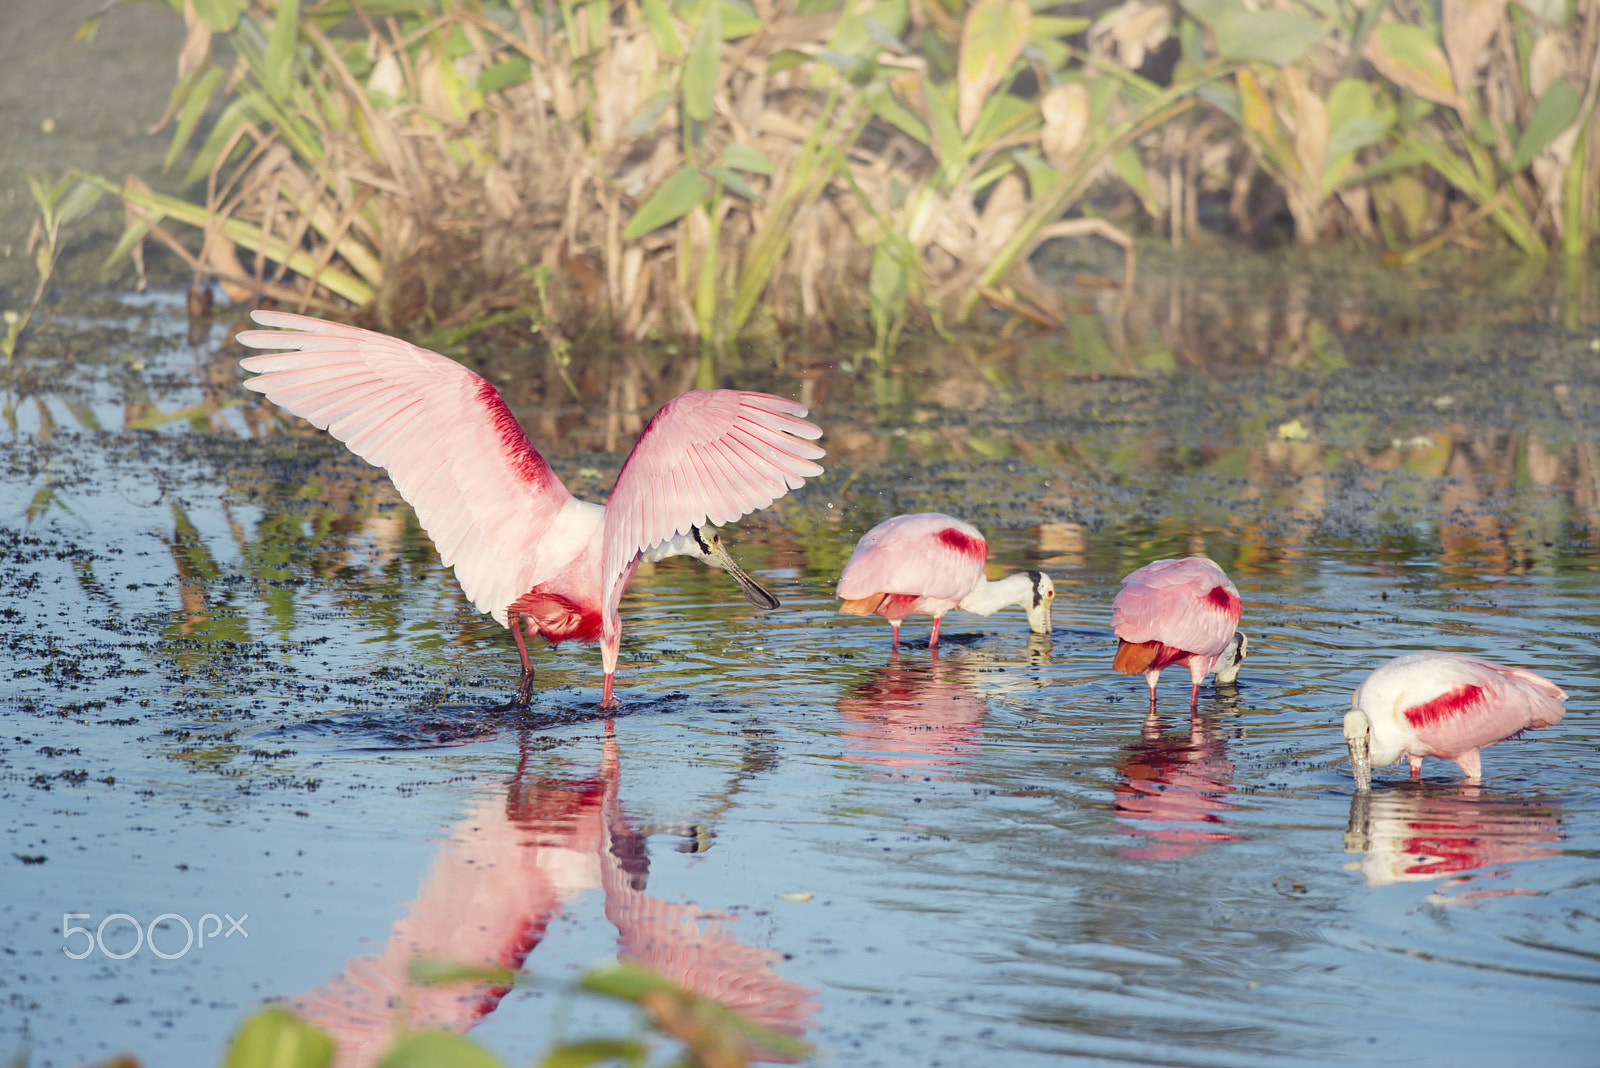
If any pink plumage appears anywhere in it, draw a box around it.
[236,310,824,708]
[1345,652,1566,786]
[1110,556,1244,710]
[835,512,1053,647]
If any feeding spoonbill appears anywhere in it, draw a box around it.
[1343,652,1566,789]
[236,310,824,709]
[835,513,1054,647]
[1111,556,1245,711]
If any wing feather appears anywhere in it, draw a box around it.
[599,390,825,638]
[237,310,575,625]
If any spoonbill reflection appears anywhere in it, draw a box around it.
[238,311,825,709]
[1111,556,1244,711]
[288,727,815,1064]
[836,513,1054,648]
[837,650,990,772]
[1343,652,1566,789]
[1114,712,1239,860]
[1342,784,1563,904]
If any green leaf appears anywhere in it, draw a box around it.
[718,0,763,37]
[102,213,160,275]
[262,0,301,105]
[579,960,687,1002]
[376,1032,509,1068]
[1211,10,1329,66]
[864,82,930,145]
[1325,78,1391,159]
[1010,147,1059,199]
[640,0,685,57]
[222,1008,334,1068]
[183,96,257,183]
[1511,78,1580,171]
[623,167,711,238]
[536,1040,649,1068]
[1178,0,1243,27]
[55,179,103,229]
[924,78,967,172]
[407,959,518,986]
[477,56,531,95]
[192,0,247,31]
[623,91,678,137]
[723,142,776,174]
[705,164,763,201]
[767,48,811,75]
[1111,145,1159,217]
[683,0,721,122]
[1028,15,1090,40]
[966,90,1033,153]
[958,0,1030,134]
[1364,22,1458,107]
[166,66,228,171]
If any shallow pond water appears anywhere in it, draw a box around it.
[2,277,1599,1068]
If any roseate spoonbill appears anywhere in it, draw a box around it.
[1343,652,1566,790]
[1111,556,1245,711]
[236,310,825,709]
[835,513,1054,647]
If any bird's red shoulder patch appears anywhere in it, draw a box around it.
[508,591,602,644]
[477,378,551,488]
[1403,684,1486,730]
[1206,585,1241,614]
[936,528,986,559]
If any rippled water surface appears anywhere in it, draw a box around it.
[2,280,1599,1067]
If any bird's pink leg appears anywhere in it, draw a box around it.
[890,620,901,647]
[1187,656,1214,714]
[599,629,621,711]
[929,615,943,649]
[1407,755,1424,778]
[1453,749,1482,781]
[1143,669,1161,712]
[511,614,536,707]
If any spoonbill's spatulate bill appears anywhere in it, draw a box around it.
[1111,556,1245,711]
[236,310,825,709]
[1343,652,1566,789]
[835,512,1054,647]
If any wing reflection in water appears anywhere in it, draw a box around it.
[287,725,815,1064]
[1114,711,1239,860]
[837,649,990,772]
[1342,784,1564,904]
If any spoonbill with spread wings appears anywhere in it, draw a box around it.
[237,311,824,709]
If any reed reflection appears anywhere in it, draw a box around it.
[1342,784,1564,904]
[287,726,815,1065]
[837,649,989,773]
[1114,704,1240,860]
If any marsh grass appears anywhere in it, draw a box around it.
[60,0,1600,359]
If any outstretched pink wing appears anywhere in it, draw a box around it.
[598,390,825,643]
[1111,557,1240,658]
[835,513,988,602]
[236,310,574,625]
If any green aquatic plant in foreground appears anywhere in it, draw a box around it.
[188,959,807,1068]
